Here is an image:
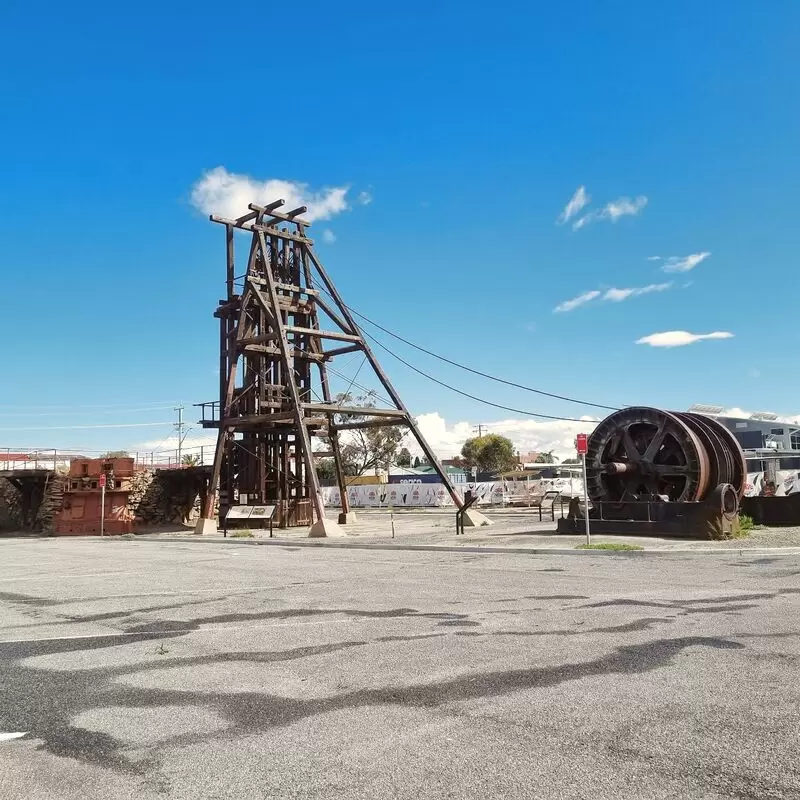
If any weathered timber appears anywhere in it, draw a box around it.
[196,197,470,536]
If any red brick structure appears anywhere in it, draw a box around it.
[55,457,136,535]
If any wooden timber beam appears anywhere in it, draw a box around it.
[331,418,407,431]
[241,344,324,360]
[222,412,294,426]
[248,201,312,228]
[238,334,279,346]
[302,403,404,417]
[284,326,362,343]
[276,282,319,296]
[235,210,259,225]
[247,277,320,297]
[209,215,312,245]
[276,298,315,314]
[323,344,363,359]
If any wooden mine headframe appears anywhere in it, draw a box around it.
[196,200,465,536]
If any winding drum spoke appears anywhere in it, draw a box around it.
[652,464,692,475]
[642,420,668,461]
[621,428,641,462]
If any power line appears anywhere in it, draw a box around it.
[315,286,618,412]
[0,422,172,432]
[0,401,179,410]
[0,406,177,418]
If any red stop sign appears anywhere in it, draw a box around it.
[99,474,106,489]
[575,433,588,455]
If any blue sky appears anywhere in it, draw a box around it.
[1,1,798,458]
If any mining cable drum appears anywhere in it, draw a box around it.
[585,407,747,504]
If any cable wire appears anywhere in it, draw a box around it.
[315,285,618,412]
[360,328,594,423]
[324,363,395,409]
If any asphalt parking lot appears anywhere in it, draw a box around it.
[1,538,799,799]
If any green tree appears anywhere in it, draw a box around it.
[534,450,557,464]
[315,458,337,481]
[101,450,130,458]
[181,454,200,466]
[460,434,517,475]
[321,392,405,477]
[413,456,421,468]
[396,447,412,467]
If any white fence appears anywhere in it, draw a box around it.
[321,471,800,508]
[321,478,583,509]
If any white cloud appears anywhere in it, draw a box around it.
[603,282,671,302]
[635,330,734,348]
[699,406,800,424]
[357,190,373,205]
[748,368,761,379]
[573,195,648,230]
[322,229,336,244]
[557,186,590,224]
[717,407,800,425]
[415,412,599,462]
[555,283,670,311]
[553,290,601,313]
[661,251,711,273]
[136,417,601,467]
[190,166,350,223]
[646,256,662,261]
[133,434,217,463]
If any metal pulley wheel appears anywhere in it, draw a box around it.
[585,406,746,504]
[674,413,747,500]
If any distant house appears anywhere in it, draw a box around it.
[388,464,467,484]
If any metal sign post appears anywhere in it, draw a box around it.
[99,473,106,537]
[575,434,590,545]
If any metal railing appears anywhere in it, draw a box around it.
[1,446,213,472]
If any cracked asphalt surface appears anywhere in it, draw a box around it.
[1,539,799,799]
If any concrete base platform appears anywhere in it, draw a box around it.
[462,509,492,527]
[308,517,347,538]
[337,511,358,525]
[194,518,218,535]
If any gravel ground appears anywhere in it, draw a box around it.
[139,509,800,551]
[706,525,800,548]
[1,537,800,799]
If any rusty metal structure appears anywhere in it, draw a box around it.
[55,457,136,535]
[586,407,747,504]
[559,407,747,538]
[195,200,472,536]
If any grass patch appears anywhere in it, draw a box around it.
[731,514,755,540]
[230,529,254,538]
[575,542,644,552]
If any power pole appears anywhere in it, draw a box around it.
[473,424,485,438]
[174,405,185,465]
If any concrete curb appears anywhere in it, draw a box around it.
[137,535,800,558]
